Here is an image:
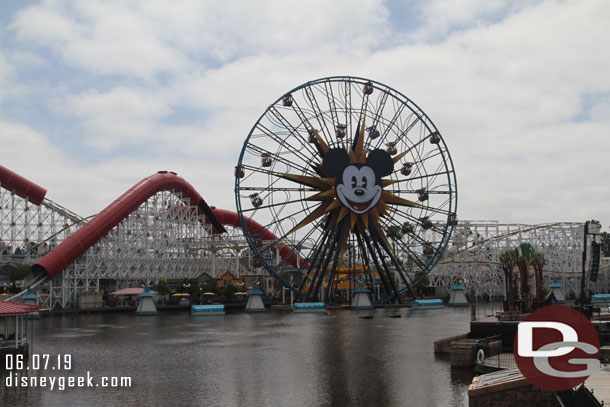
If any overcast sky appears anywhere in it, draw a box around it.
[1,0,609,230]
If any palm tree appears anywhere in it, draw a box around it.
[516,243,535,310]
[499,248,519,310]
[532,251,546,301]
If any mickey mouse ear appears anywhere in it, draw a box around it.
[367,149,394,177]
[323,148,350,176]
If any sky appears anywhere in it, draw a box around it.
[1,0,609,230]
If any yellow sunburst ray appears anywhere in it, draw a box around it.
[280,173,331,190]
[354,117,366,162]
[325,199,343,213]
[392,147,413,164]
[362,212,369,230]
[305,189,337,201]
[350,212,358,231]
[338,226,351,258]
[313,162,326,176]
[381,190,421,207]
[369,207,381,223]
[377,199,389,216]
[336,206,350,224]
[327,208,340,230]
[369,217,396,256]
[281,200,334,238]
[306,123,329,154]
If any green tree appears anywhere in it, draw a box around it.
[499,248,519,310]
[516,243,535,309]
[532,252,546,301]
[154,279,171,296]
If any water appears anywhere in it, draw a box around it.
[1,307,476,406]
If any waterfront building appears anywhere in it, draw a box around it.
[135,286,158,315]
[245,285,265,312]
[448,281,469,307]
[547,279,566,303]
[351,283,373,310]
[0,301,45,358]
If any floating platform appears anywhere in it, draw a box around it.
[592,294,610,305]
[293,302,326,313]
[412,299,444,309]
[191,304,225,316]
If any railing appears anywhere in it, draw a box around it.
[475,336,517,371]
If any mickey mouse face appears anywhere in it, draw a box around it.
[336,164,382,214]
[323,147,394,215]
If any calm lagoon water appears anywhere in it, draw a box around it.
[1,307,475,407]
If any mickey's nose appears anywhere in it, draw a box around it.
[354,189,365,197]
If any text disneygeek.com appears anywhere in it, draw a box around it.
[3,354,131,390]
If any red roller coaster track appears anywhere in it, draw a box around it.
[0,166,301,278]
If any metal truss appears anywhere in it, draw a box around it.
[428,221,609,299]
[0,186,84,265]
[37,190,271,309]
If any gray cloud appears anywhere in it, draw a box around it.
[1,0,609,231]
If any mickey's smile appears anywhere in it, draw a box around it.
[345,197,374,212]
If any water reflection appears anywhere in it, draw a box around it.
[1,308,475,407]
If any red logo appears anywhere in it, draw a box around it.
[514,305,600,391]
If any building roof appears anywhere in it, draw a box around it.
[353,283,370,294]
[247,285,264,296]
[218,270,237,279]
[21,287,38,300]
[138,286,156,297]
[0,301,46,316]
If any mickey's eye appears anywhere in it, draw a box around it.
[351,176,357,188]
[362,176,367,188]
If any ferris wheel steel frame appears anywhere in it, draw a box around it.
[235,76,458,303]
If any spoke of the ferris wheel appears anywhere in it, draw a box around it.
[367,225,404,303]
[307,223,340,299]
[240,195,317,214]
[369,224,417,298]
[405,155,451,189]
[303,85,334,144]
[355,230,378,299]
[360,229,395,302]
[306,224,337,297]
[309,220,346,300]
[382,214,441,251]
[370,105,408,151]
[244,143,317,178]
[256,119,321,170]
[324,218,350,303]
[245,203,326,257]
[299,220,332,294]
[369,91,390,130]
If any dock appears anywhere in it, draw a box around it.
[584,364,610,405]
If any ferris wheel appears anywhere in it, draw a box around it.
[235,76,457,303]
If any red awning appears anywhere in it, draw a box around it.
[0,301,46,316]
